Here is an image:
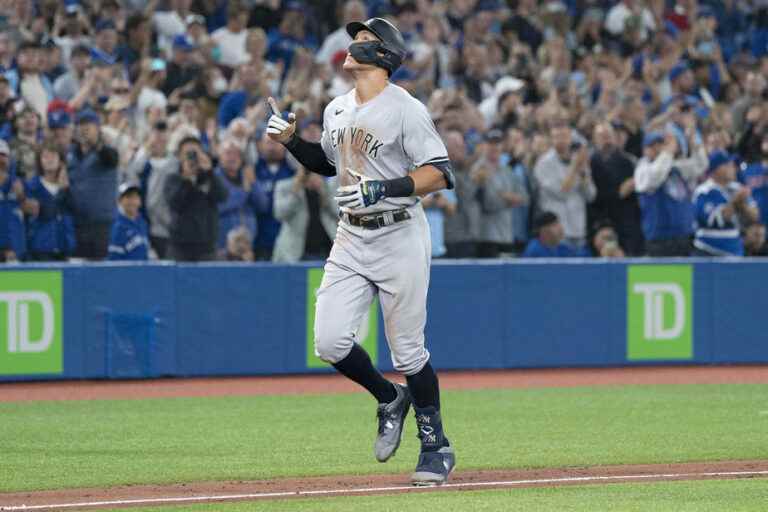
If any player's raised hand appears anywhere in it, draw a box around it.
[266,97,296,144]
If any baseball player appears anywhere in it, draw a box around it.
[267,18,455,485]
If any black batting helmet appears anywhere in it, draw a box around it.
[346,17,407,76]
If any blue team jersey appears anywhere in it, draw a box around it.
[637,168,695,241]
[741,163,768,230]
[108,210,150,261]
[692,179,754,256]
[522,239,589,258]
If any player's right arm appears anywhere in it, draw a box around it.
[265,97,336,177]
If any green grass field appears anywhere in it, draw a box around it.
[98,479,768,512]
[2,383,767,496]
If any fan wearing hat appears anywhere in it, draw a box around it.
[633,130,707,256]
[68,108,120,259]
[691,151,758,256]
[107,182,150,260]
[472,128,529,257]
[522,211,586,257]
[162,35,200,97]
[5,41,54,122]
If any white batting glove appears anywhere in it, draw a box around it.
[265,97,296,144]
[335,170,386,210]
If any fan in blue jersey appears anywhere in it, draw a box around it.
[692,151,759,256]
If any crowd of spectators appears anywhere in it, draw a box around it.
[2,0,768,264]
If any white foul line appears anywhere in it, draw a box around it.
[2,470,768,511]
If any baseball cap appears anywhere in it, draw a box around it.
[94,19,116,33]
[48,110,72,129]
[172,34,197,51]
[643,131,665,147]
[533,211,559,232]
[0,139,10,156]
[75,108,100,125]
[484,128,504,142]
[118,181,141,198]
[668,62,690,82]
[707,150,735,174]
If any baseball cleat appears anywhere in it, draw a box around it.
[374,383,411,462]
[411,446,456,486]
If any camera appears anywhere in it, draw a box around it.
[570,141,583,152]
[186,149,198,167]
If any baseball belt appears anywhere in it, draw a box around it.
[341,209,412,230]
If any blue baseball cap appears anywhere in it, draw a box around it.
[643,131,665,147]
[48,110,72,129]
[75,108,100,125]
[668,62,690,82]
[707,151,735,174]
[172,34,196,51]
[94,19,116,33]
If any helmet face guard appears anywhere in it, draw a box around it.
[348,41,402,76]
[346,18,407,77]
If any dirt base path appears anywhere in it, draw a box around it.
[3,365,768,402]
[3,366,768,510]
[2,460,767,510]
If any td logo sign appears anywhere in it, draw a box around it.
[0,271,63,375]
[627,265,692,361]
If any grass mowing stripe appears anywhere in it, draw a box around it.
[92,479,768,512]
[1,384,767,492]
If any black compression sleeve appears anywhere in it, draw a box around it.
[381,176,415,197]
[283,136,337,176]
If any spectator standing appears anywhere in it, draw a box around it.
[272,166,338,263]
[692,152,758,256]
[165,137,228,261]
[210,4,250,69]
[504,127,532,252]
[162,35,199,97]
[0,140,26,262]
[589,122,644,255]
[215,139,268,253]
[53,44,91,101]
[533,123,596,250]
[443,129,480,258]
[24,142,75,261]
[108,182,150,261]
[253,133,295,260]
[740,133,768,231]
[48,105,74,153]
[634,131,707,256]
[522,211,585,258]
[732,72,766,137]
[217,62,265,129]
[422,189,457,258]
[9,106,41,181]
[91,20,119,66]
[473,129,528,258]
[315,0,365,66]
[125,120,176,258]
[744,222,768,256]
[5,41,54,122]
[67,109,119,260]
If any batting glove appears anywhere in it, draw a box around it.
[335,180,386,210]
[265,97,296,144]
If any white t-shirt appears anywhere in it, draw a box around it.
[211,28,249,67]
[315,28,351,65]
[153,11,187,56]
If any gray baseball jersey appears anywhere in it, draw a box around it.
[320,83,449,214]
[313,83,447,375]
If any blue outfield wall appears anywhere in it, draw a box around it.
[0,259,767,381]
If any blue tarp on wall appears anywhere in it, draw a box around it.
[1,259,766,381]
